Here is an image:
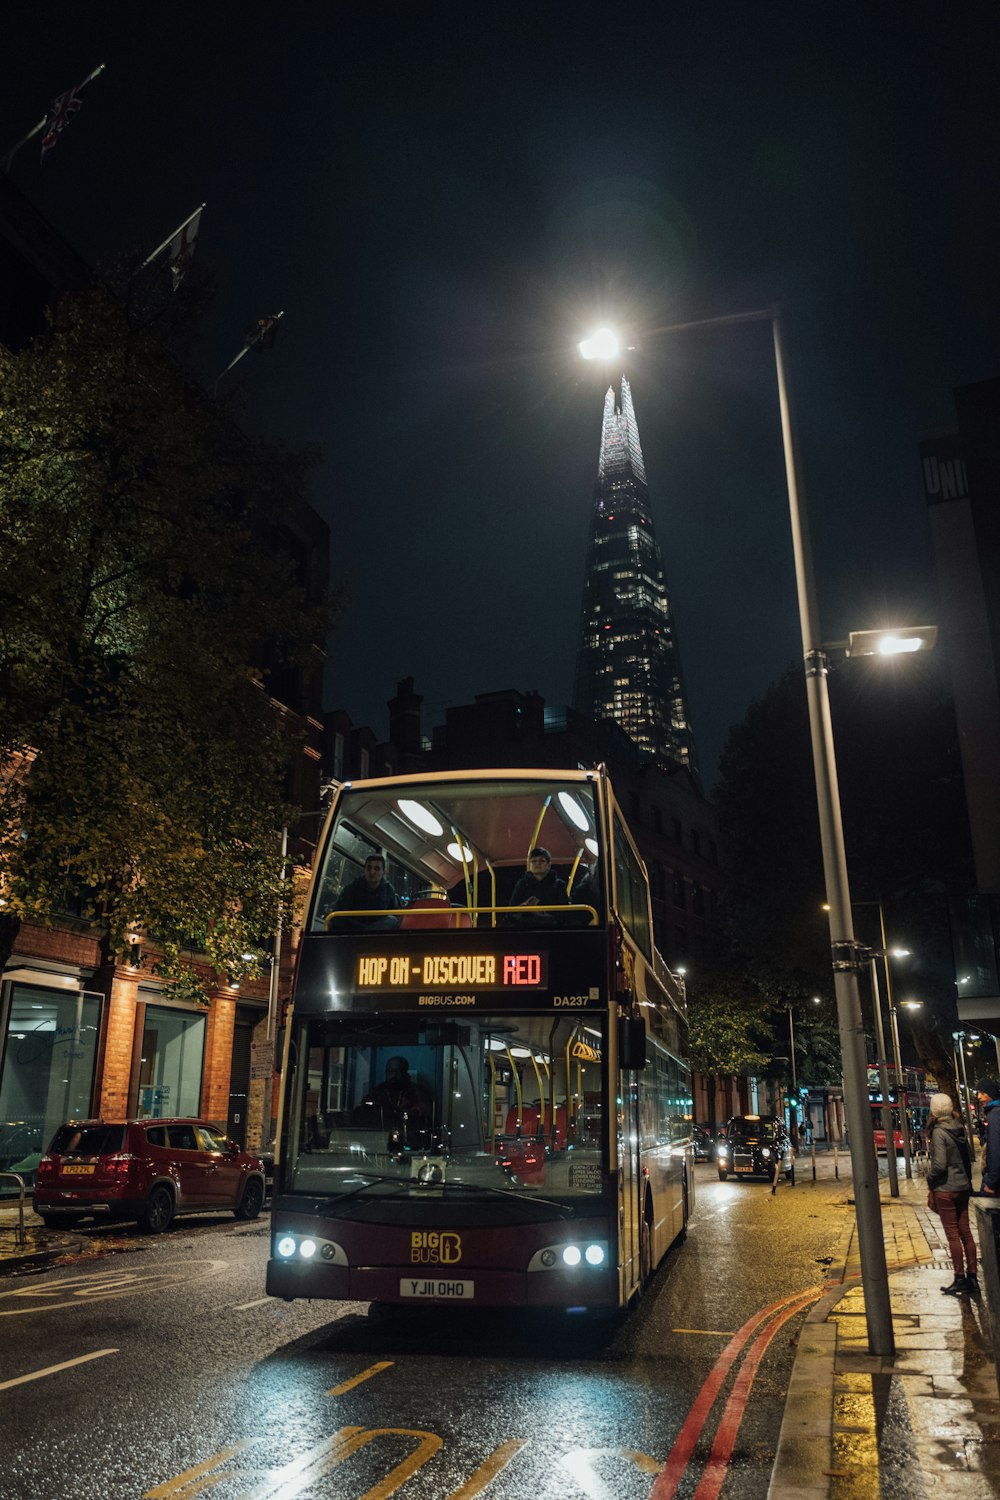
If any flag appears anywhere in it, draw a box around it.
[246,313,282,352]
[40,86,84,160]
[168,208,202,289]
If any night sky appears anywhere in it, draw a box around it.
[7,5,1000,787]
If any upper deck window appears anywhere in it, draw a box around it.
[309,778,602,934]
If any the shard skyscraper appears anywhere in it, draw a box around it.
[573,376,697,775]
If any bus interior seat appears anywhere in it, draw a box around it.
[401,896,472,930]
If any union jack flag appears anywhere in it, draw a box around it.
[40,86,83,159]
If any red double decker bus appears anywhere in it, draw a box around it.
[266,767,693,1311]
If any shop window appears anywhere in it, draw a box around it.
[0,984,102,1179]
[138,1005,206,1119]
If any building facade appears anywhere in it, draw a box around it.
[573,376,697,776]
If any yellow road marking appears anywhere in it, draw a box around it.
[446,1439,527,1498]
[327,1360,394,1395]
[326,1427,443,1499]
[144,1441,252,1499]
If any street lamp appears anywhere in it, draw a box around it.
[579,304,895,1353]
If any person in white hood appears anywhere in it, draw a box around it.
[927,1092,978,1295]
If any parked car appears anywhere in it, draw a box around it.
[33,1118,267,1232]
[692,1125,714,1162]
[716,1114,794,1183]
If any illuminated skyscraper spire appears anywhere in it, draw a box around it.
[573,376,697,775]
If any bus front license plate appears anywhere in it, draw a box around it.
[400,1278,474,1300]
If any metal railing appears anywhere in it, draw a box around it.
[0,1173,27,1248]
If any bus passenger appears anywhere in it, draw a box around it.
[332,853,402,931]
[509,846,569,927]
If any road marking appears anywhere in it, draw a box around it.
[691,1292,820,1500]
[231,1297,273,1311]
[325,1427,442,1500]
[144,1442,253,1499]
[445,1439,527,1498]
[0,1347,118,1391]
[0,1260,229,1316]
[649,1285,823,1500]
[327,1360,394,1395]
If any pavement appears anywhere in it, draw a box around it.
[770,1164,1000,1500]
[4,1165,999,1497]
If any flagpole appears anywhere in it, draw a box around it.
[1,62,106,173]
[213,311,285,393]
[140,203,206,269]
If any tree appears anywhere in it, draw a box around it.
[686,962,770,1132]
[713,656,975,1089]
[0,279,333,998]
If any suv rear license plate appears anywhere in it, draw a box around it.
[400,1278,473,1299]
[62,1165,96,1175]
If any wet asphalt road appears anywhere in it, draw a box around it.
[0,1161,856,1500]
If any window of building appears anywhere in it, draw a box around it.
[138,1005,206,1119]
[673,873,686,910]
[0,984,103,1178]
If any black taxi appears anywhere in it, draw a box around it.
[716,1114,793,1183]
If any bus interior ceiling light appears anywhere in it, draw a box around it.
[447,841,473,861]
[397,799,444,837]
[585,837,599,856]
[558,791,590,831]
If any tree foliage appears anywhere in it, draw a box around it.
[0,279,332,997]
[713,657,975,1087]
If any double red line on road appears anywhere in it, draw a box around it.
[648,1286,825,1500]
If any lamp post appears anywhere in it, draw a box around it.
[581,306,895,1354]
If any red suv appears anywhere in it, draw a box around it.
[33,1118,266,1233]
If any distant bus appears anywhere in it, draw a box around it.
[266,767,693,1310]
[869,1086,929,1154]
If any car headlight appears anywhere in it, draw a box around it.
[761,1147,771,1158]
[716,1144,728,1157]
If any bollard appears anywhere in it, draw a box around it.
[833,1142,839,1180]
[811,1137,816,1181]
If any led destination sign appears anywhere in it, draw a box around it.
[356,951,547,991]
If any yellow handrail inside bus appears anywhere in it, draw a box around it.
[567,848,584,894]
[505,1046,523,1134]
[527,795,552,859]
[530,1052,546,1133]
[486,1050,497,1151]
[323,903,599,930]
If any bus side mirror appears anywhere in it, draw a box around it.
[618,1016,647,1070]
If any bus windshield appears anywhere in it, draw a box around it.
[284,1011,607,1215]
[309,777,600,933]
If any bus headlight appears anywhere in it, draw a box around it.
[562,1246,582,1266]
[277,1235,297,1258]
[585,1244,605,1266]
[299,1238,317,1258]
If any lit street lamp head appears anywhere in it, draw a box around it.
[578,328,620,361]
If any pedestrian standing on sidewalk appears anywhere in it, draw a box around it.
[926,1092,979,1296]
[976,1077,1000,1196]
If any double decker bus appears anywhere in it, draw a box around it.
[868,1070,930,1154]
[266,767,694,1311]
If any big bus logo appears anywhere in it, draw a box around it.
[410,1231,462,1265]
